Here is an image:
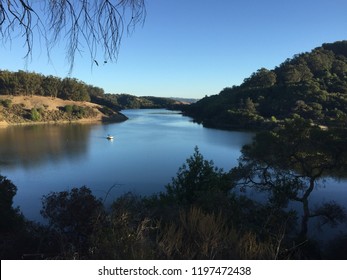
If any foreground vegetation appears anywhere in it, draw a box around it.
[184,41,347,130]
[1,118,346,260]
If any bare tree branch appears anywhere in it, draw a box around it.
[0,0,146,73]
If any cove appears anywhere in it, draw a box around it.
[0,109,254,222]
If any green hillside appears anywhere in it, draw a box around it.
[184,41,347,130]
[90,93,184,110]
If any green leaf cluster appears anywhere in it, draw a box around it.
[30,108,41,121]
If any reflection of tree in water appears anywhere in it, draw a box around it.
[0,124,93,168]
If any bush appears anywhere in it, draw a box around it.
[63,105,93,118]
[0,175,22,232]
[0,99,12,108]
[158,207,239,259]
[271,116,277,122]
[64,105,73,114]
[41,186,104,258]
[30,108,41,121]
[163,146,231,208]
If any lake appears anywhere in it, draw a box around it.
[0,109,254,222]
[1,109,346,239]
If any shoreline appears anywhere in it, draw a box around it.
[0,114,128,128]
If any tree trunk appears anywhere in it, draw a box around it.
[299,178,315,240]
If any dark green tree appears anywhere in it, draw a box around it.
[245,97,257,114]
[42,75,61,98]
[232,118,347,240]
[59,78,90,101]
[243,68,277,88]
[184,41,347,130]
[41,186,104,257]
[162,147,231,210]
[0,70,19,95]
[0,175,23,232]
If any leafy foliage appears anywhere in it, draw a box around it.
[161,147,232,211]
[30,108,41,121]
[0,175,22,232]
[40,186,104,257]
[0,70,183,112]
[231,118,347,239]
[0,70,102,102]
[0,99,12,108]
[1,139,346,259]
[185,41,347,129]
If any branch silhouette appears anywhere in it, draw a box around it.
[0,0,146,73]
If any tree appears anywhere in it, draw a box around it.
[42,75,61,98]
[59,78,90,101]
[245,97,257,114]
[162,147,231,210]
[40,186,104,257]
[0,70,19,95]
[232,117,347,240]
[0,175,23,233]
[0,0,146,72]
[30,108,41,121]
[243,68,277,88]
[16,71,43,95]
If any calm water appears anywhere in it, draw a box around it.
[0,109,254,221]
[1,109,346,238]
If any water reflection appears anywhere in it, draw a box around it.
[1,109,345,233]
[0,124,93,169]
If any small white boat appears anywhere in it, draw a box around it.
[106,135,114,140]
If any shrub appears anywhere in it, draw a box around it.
[158,207,239,259]
[63,105,92,118]
[41,186,104,258]
[271,116,277,122]
[30,108,41,121]
[64,105,73,114]
[0,99,12,108]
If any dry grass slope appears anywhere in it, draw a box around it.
[0,95,126,126]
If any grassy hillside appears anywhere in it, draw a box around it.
[184,41,347,130]
[0,70,186,110]
[0,95,126,126]
[0,69,185,125]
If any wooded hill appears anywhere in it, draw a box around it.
[0,70,184,110]
[90,93,185,111]
[0,70,184,124]
[184,41,347,130]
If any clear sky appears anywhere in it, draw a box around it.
[1,0,347,98]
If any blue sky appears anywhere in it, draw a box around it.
[1,0,347,98]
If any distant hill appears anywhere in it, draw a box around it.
[90,93,186,110]
[184,40,347,130]
[169,97,199,104]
